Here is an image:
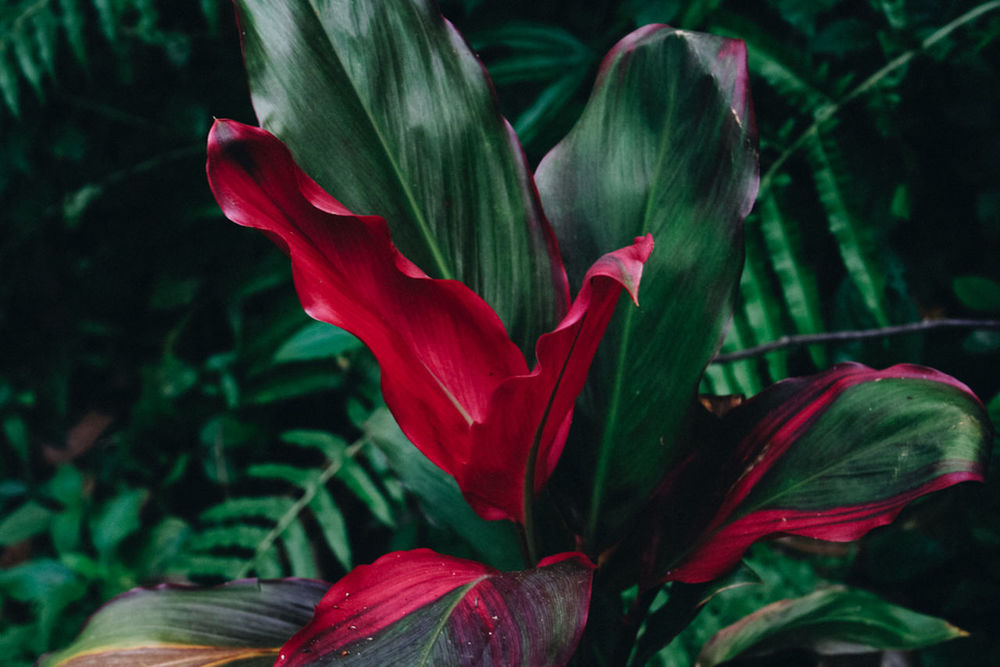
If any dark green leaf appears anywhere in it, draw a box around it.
[235,0,567,354]
[953,275,1000,312]
[697,587,966,666]
[0,501,55,545]
[536,26,758,547]
[273,321,362,362]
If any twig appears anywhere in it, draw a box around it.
[712,318,1000,364]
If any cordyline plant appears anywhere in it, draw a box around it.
[45,1,992,666]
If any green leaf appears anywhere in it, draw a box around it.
[953,275,1000,312]
[202,496,293,523]
[235,0,567,354]
[697,587,967,666]
[309,486,353,571]
[273,321,362,362]
[90,489,148,561]
[40,578,329,667]
[0,501,55,545]
[281,517,318,579]
[336,456,395,528]
[471,23,591,85]
[243,365,344,405]
[535,26,758,547]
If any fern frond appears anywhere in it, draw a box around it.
[757,190,828,368]
[713,11,833,113]
[200,496,293,523]
[739,224,788,383]
[806,123,891,327]
[186,524,271,552]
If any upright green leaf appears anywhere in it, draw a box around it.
[535,26,758,546]
[235,0,568,354]
[41,579,328,666]
[697,587,967,666]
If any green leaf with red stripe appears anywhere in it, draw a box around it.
[234,0,567,355]
[277,549,594,666]
[534,25,758,548]
[653,363,990,584]
[697,587,967,666]
[40,579,328,666]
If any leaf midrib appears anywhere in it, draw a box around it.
[302,0,453,280]
[416,577,489,666]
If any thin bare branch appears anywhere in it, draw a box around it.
[712,318,1000,364]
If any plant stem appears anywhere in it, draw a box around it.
[712,318,1000,363]
[612,586,659,667]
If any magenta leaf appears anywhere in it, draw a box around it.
[206,120,652,524]
[277,549,594,666]
[649,363,990,584]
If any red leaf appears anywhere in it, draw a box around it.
[276,549,594,666]
[207,120,652,523]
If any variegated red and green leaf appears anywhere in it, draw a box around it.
[534,25,758,548]
[652,363,990,584]
[277,549,594,666]
[234,0,568,355]
[40,579,328,666]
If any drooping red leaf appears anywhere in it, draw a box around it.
[649,363,990,584]
[276,549,594,666]
[206,120,652,524]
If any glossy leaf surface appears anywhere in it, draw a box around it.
[697,587,967,666]
[207,119,652,523]
[235,0,567,354]
[277,549,593,666]
[535,25,758,545]
[659,363,990,583]
[41,578,327,666]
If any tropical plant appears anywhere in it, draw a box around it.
[29,1,998,665]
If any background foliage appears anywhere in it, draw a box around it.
[0,1,997,665]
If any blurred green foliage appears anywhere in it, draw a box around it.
[0,1,997,665]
